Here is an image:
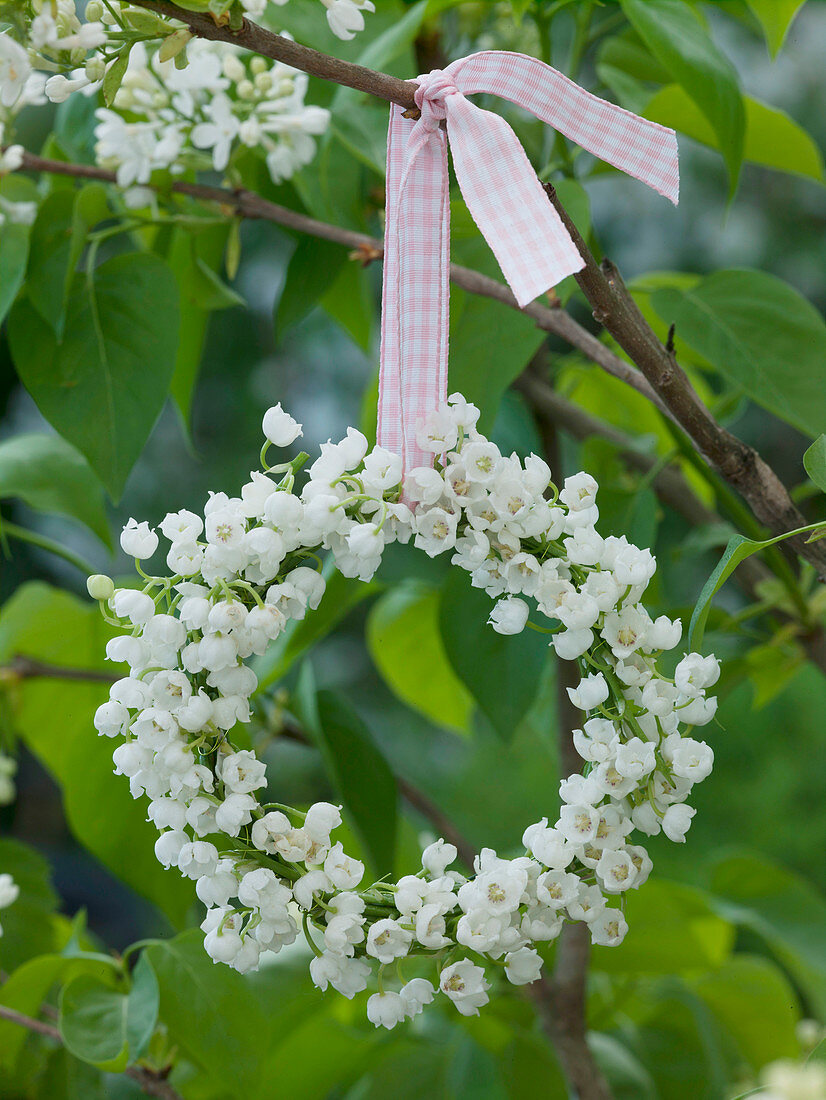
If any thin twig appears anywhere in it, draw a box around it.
[133,1,420,109]
[9,149,658,406]
[0,1005,182,1100]
[516,370,826,676]
[543,184,826,577]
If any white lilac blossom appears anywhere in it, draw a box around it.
[0,872,20,937]
[0,1,369,189]
[96,393,719,1028]
[93,40,330,189]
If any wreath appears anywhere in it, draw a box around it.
[88,391,718,1030]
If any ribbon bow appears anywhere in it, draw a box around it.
[377,51,679,474]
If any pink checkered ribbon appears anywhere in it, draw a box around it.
[378,51,679,473]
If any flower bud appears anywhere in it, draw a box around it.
[87,574,115,601]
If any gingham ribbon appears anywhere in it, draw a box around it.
[378,51,679,473]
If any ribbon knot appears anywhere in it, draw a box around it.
[378,51,680,478]
[414,69,458,130]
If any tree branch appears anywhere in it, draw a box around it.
[136,1,420,109]
[517,370,826,677]
[543,185,826,577]
[10,149,659,407]
[0,1004,183,1100]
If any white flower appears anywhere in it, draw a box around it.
[589,909,628,947]
[214,793,257,836]
[219,750,267,795]
[440,960,490,1016]
[559,804,600,845]
[323,0,375,41]
[366,991,406,1029]
[0,873,19,910]
[310,952,370,998]
[670,738,714,782]
[596,850,637,893]
[602,605,649,659]
[262,403,302,447]
[504,946,543,985]
[536,870,580,909]
[178,841,219,880]
[674,653,720,695]
[662,803,696,843]
[414,507,459,557]
[191,93,240,171]
[560,472,598,512]
[0,34,31,109]
[161,509,204,543]
[366,918,412,964]
[488,596,529,635]
[422,839,457,877]
[323,843,364,890]
[567,673,609,711]
[304,802,342,843]
[120,518,158,559]
[614,737,656,781]
[552,627,594,661]
[400,978,435,1018]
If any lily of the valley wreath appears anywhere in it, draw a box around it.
[90,394,718,1031]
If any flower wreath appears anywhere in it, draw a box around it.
[89,391,719,1030]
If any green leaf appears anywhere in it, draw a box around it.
[804,434,826,493]
[314,691,398,876]
[320,261,374,351]
[746,0,807,56]
[0,952,118,1074]
[25,190,76,335]
[448,289,545,435]
[145,929,328,1098]
[253,565,379,693]
[59,954,158,1071]
[8,252,180,501]
[644,85,824,183]
[620,0,746,189]
[691,955,800,1069]
[0,222,30,325]
[367,583,474,734]
[438,569,548,741]
[167,224,238,422]
[651,269,826,440]
[591,880,734,975]
[102,47,131,107]
[0,433,110,548]
[687,525,825,652]
[707,852,826,1018]
[0,583,193,926]
[276,236,347,338]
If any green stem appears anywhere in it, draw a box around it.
[0,519,96,576]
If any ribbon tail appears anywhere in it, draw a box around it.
[446,94,584,308]
[378,108,451,475]
[447,51,679,205]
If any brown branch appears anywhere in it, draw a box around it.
[11,149,662,408]
[517,371,826,676]
[135,1,419,108]
[2,654,118,684]
[0,1005,182,1100]
[543,184,826,578]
